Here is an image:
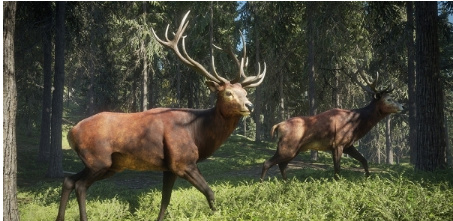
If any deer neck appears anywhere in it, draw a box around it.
[353,100,390,139]
[195,106,241,160]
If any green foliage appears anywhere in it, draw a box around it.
[14,2,453,163]
[17,134,453,220]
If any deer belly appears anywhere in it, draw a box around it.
[111,153,166,172]
[304,141,330,151]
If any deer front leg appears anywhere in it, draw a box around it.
[344,145,370,177]
[182,165,216,211]
[157,171,177,221]
[331,146,344,180]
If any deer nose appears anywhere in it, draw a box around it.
[245,103,254,112]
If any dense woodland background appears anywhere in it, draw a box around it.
[12,2,453,176]
[4,2,453,220]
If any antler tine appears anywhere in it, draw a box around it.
[210,54,230,83]
[230,31,265,87]
[212,44,239,83]
[381,83,394,94]
[242,62,267,88]
[358,70,379,94]
[152,10,225,84]
[180,36,226,83]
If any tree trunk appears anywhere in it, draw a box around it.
[3,2,19,220]
[414,2,447,171]
[141,1,148,111]
[38,2,53,163]
[253,5,263,142]
[307,2,318,161]
[208,2,216,106]
[149,61,155,108]
[47,1,66,178]
[385,117,393,164]
[406,1,417,165]
[332,69,340,108]
[278,71,285,120]
[243,118,247,137]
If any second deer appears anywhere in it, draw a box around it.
[261,71,404,181]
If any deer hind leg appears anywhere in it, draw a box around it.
[72,158,115,221]
[261,143,298,181]
[277,161,290,180]
[331,146,344,180]
[344,145,370,177]
[56,168,89,221]
[157,171,177,221]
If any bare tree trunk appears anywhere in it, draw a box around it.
[376,141,381,164]
[47,1,66,178]
[307,2,318,161]
[243,118,247,137]
[406,1,417,165]
[208,2,216,106]
[414,2,447,171]
[38,2,53,163]
[142,1,148,111]
[279,72,285,121]
[88,62,95,115]
[385,117,394,164]
[149,61,155,108]
[38,2,52,163]
[253,4,263,142]
[3,2,19,220]
[332,69,340,108]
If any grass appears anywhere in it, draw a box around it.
[17,130,453,221]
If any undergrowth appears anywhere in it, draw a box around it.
[17,133,453,221]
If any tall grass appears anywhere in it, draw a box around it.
[17,133,453,220]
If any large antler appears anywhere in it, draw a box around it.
[214,31,266,88]
[358,71,394,95]
[344,63,394,98]
[352,68,394,98]
[151,11,227,84]
[152,11,266,88]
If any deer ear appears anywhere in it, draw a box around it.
[206,81,222,92]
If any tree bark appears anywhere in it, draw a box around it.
[307,2,318,161]
[252,3,263,142]
[47,1,66,178]
[141,1,148,111]
[414,2,447,171]
[38,2,53,163]
[406,1,417,165]
[385,117,393,164]
[3,2,20,220]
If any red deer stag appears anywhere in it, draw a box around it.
[260,71,403,181]
[56,11,265,221]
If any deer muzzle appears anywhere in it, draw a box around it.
[245,103,254,113]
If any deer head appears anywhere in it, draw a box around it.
[151,11,266,116]
[356,71,404,114]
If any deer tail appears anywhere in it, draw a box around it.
[271,124,280,138]
[67,128,77,151]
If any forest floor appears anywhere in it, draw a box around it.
[16,130,453,221]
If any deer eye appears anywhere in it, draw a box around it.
[225,91,232,96]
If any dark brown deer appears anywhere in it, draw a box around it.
[56,11,266,221]
[260,71,403,181]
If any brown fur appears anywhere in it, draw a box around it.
[56,82,254,221]
[261,93,404,181]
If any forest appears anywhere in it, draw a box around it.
[3,1,453,220]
